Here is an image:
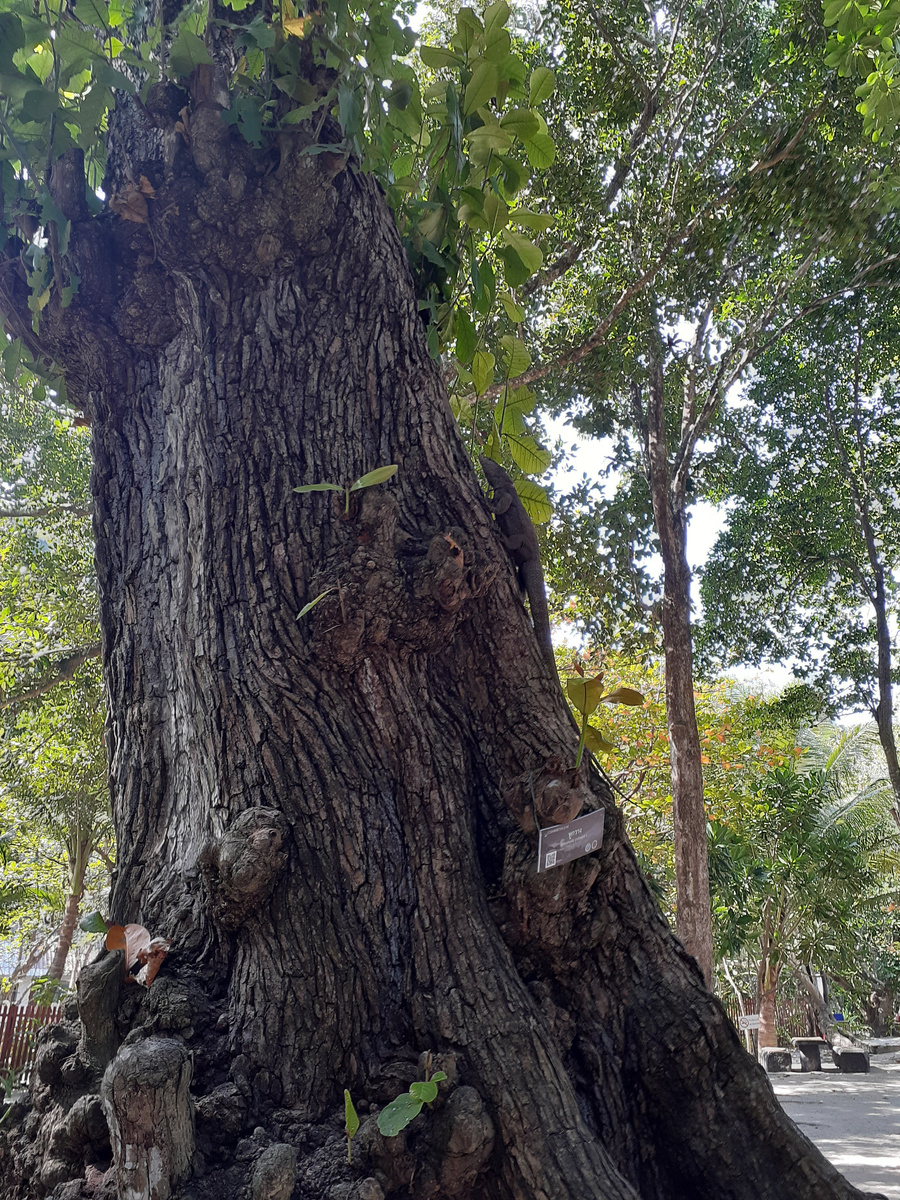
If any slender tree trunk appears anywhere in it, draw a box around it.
[758,962,780,1049]
[45,889,82,983]
[870,565,900,823]
[644,360,713,984]
[0,104,870,1200]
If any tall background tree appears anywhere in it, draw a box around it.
[699,297,900,821]
[0,1,891,1198]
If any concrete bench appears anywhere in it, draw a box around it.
[791,1037,827,1071]
[832,1046,869,1073]
[758,1047,792,1073]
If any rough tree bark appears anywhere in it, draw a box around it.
[0,56,878,1200]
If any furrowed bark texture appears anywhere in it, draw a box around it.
[0,93,873,1200]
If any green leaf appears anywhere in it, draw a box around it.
[482,191,509,235]
[500,292,525,321]
[472,350,495,394]
[455,308,478,365]
[512,208,554,232]
[529,66,556,107]
[420,45,463,69]
[584,726,616,755]
[500,108,540,139]
[297,588,334,620]
[464,61,500,115]
[465,123,514,157]
[484,2,511,34]
[22,90,58,121]
[496,245,530,288]
[294,482,343,493]
[501,229,543,274]
[344,1089,360,1138]
[507,433,550,475]
[500,334,530,378]
[600,686,645,706]
[168,28,212,79]
[79,910,109,934]
[513,478,552,523]
[377,1091,424,1137]
[409,1079,438,1103]
[567,675,605,716]
[351,465,399,490]
[522,132,556,170]
[455,8,484,52]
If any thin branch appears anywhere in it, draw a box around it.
[0,642,102,708]
[0,503,91,520]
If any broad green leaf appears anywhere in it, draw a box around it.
[463,61,500,115]
[74,0,111,28]
[168,28,212,78]
[377,1091,424,1137]
[501,229,543,274]
[455,308,477,365]
[567,674,606,716]
[456,7,484,52]
[600,687,645,706]
[500,334,530,378]
[584,726,616,755]
[466,123,513,158]
[344,1090,359,1138]
[507,433,551,475]
[513,479,552,524]
[482,191,509,235]
[351,465,399,490]
[409,1079,439,1103]
[294,482,343,493]
[484,1,511,34]
[79,910,108,934]
[500,292,525,321]
[472,350,495,394]
[23,89,58,121]
[523,132,555,169]
[512,208,554,231]
[420,45,463,69]
[500,108,540,139]
[497,245,530,288]
[484,27,511,64]
[529,66,556,106]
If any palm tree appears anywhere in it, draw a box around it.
[711,726,900,1047]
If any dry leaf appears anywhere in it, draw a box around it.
[106,922,153,967]
[134,936,171,987]
[175,106,191,145]
[109,183,149,224]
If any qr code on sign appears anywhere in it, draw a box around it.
[544,850,557,868]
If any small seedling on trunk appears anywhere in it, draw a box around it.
[566,664,644,770]
[344,1090,360,1162]
[294,465,398,515]
[376,1060,447,1137]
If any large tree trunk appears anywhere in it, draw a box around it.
[0,89,872,1200]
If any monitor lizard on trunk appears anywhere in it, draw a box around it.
[479,455,558,680]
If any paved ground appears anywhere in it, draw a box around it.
[773,1058,900,1198]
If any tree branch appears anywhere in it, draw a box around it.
[0,642,102,708]
[0,503,92,520]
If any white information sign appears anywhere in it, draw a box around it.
[738,1014,761,1031]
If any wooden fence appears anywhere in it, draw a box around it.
[720,993,815,1041]
[0,1003,62,1084]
